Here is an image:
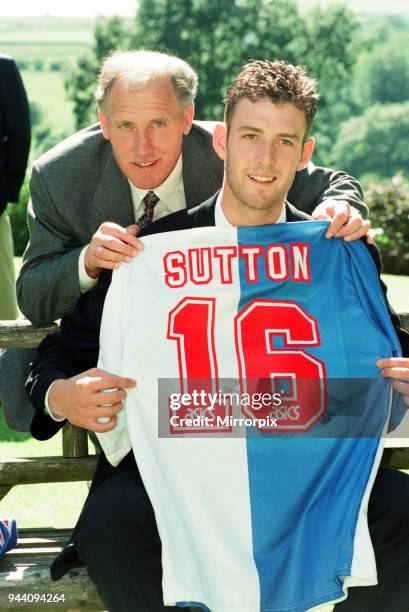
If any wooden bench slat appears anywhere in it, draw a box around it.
[0,456,97,487]
[0,321,58,349]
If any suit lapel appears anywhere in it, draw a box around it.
[92,146,134,228]
[189,193,218,227]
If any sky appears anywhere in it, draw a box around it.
[0,0,407,18]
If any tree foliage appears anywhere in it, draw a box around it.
[366,175,409,275]
[66,16,132,129]
[7,180,30,256]
[331,102,409,180]
[66,0,358,157]
[298,4,358,164]
[132,0,303,120]
[352,38,409,110]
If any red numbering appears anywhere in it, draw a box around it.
[167,297,327,432]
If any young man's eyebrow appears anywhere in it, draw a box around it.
[238,126,301,140]
[276,132,300,140]
[238,125,263,133]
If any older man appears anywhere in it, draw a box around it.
[27,60,409,612]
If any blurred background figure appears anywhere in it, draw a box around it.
[0,52,30,319]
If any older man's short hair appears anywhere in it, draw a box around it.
[224,60,319,136]
[95,50,198,112]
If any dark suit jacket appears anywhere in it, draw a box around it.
[26,196,409,579]
[0,53,31,212]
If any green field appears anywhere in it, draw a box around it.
[0,16,98,147]
[21,70,77,137]
[0,17,93,67]
[0,17,94,43]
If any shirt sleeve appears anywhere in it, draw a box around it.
[44,381,66,422]
[79,244,98,293]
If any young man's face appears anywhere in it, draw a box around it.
[99,77,194,190]
[214,97,315,225]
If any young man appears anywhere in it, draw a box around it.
[27,61,409,611]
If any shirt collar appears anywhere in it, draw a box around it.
[128,155,183,210]
[215,192,287,227]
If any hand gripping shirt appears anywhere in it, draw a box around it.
[97,221,403,612]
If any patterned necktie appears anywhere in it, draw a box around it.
[136,191,159,230]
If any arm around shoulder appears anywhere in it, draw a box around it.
[290,162,368,218]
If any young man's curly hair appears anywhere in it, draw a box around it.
[224,60,319,137]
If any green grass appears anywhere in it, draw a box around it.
[0,411,89,528]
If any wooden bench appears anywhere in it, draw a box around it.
[0,313,408,610]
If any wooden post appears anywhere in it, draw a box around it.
[62,423,89,459]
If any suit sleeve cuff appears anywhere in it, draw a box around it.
[79,245,98,293]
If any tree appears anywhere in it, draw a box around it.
[66,0,360,171]
[298,4,358,165]
[352,38,409,110]
[66,16,132,129]
[331,102,409,181]
[132,0,303,120]
[365,175,409,275]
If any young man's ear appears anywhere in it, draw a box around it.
[213,123,227,161]
[98,109,109,140]
[297,137,315,171]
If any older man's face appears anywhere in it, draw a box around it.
[99,77,194,189]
